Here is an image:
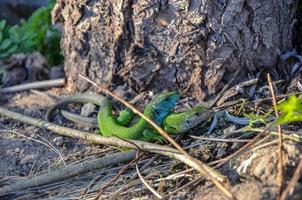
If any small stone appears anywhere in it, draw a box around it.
[114,85,132,100]
[81,103,96,117]
[20,149,25,155]
[20,155,35,164]
[216,147,227,158]
[53,136,64,146]
[231,142,241,151]
[30,133,36,138]
[14,147,20,153]
[223,125,236,135]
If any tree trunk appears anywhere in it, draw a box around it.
[55,0,298,101]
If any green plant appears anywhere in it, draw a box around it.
[0,0,63,65]
[244,111,272,127]
[277,95,302,124]
[0,20,19,58]
[0,67,5,83]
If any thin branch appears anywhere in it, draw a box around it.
[0,151,137,196]
[135,151,162,199]
[162,177,203,199]
[94,151,145,200]
[216,90,302,110]
[212,123,273,167]
[78,74,187,156]
[110,155,160,199]
[248,127,301,142]
[209,67,241,108]
[78,74,234,199]
[0,78,65,93]
[252,139,279,151]
[190,135,251,143]
[0,106,230,196]
[279,156,302,200]
[267,73,284,189]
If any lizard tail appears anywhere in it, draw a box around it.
[45,93,108,122]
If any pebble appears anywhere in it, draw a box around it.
[20,155,35,164]
[114,85,132,100]
[223,125,236,135]
[14,147,20,153]
[53,136,64,146]
[81,103,96,117]
[216,148,227,158]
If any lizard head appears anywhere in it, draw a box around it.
[148,91,179,124]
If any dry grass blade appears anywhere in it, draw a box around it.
[93,151,144,200]
[267,73,284,189]
[135,152,162,199]
[0,129,66,166]
[110,155,160,199]
[190,135,251,143]
[252,139,279,151]
[217,90,302,110]
[80,175,102,199]
[162,177,202,199]
[279,155,302,200]
[248,127,301,142]
[0,150,137,196]
[212,123,273,167]
[0,106,232,197]
[78,74,234,199]
[78,73,187,156]
[209,67,241,107]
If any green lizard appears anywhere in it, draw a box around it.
[46,92,180,141]
[46,92,216,135]
[58,104,213,134]
[46,92,249,141]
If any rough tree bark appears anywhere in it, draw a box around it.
[54,0,298,101]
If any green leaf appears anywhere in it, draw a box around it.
[0,39,12,50]
[0,1,62,65]
[8,26,21,43]
[277,95,302,124]
[0,51,10,58]
[0,20,6,31]
[6,44,18,54]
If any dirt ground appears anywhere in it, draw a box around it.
[0,88,302,200]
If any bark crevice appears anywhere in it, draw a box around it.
[56,0,298,100]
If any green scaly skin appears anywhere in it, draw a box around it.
[46,92,179,141]
[162,106,213,134]
[47,93,216,137]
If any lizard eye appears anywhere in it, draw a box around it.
[185,119,192,126]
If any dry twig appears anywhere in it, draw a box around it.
[110,155,160,199]
[135,151,162,199]
[189,135,251,143]
[267,73,284,189]
[279,156,302,200]
[78,74,234,199]
[211,123,273,167]
[0,78,65,93]
[0,106,231,197]
[0,151,137,196]
[94,151,145,200]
